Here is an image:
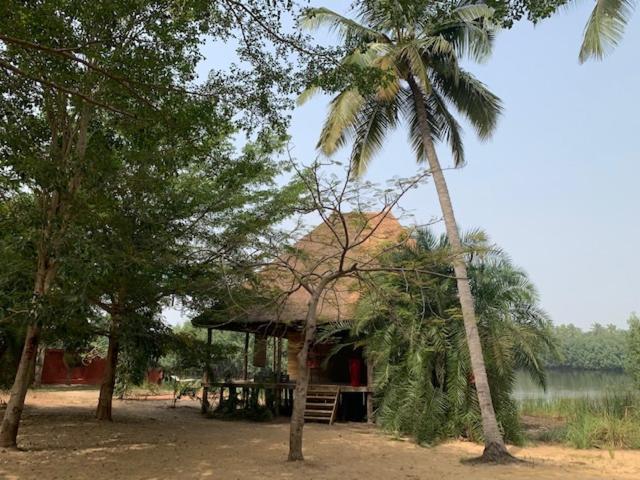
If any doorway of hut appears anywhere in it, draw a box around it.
[302,341,368,422]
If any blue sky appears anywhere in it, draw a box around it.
[169,2,640,330]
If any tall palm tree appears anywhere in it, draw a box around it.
[300,0,511,461]
[579,0,636,63]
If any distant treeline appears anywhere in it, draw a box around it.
[546,319,635,371]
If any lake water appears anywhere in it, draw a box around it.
[512,369,635,401]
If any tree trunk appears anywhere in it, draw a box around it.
[366,357,374,424]
[0,324,41,448]
[32,345,47,388]
[408,77,512,462]
[0,241,55,448]
[0,98,92,449]
[288,291,321,461]
[96,323,120,421]
[201,328,212,414]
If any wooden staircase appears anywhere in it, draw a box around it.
[303,385,339,424]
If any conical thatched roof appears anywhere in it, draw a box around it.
[256,211,406,323]
[193,212,407,332]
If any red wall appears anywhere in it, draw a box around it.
[41,349,106,385]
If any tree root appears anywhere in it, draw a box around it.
[461,442,526,465]
[287,452,304,462]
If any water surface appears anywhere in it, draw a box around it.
[512,369,634,401]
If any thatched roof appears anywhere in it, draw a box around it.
[193,212,407,332]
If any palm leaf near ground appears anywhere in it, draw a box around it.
[300,0,515,462]
[580,0,636,62]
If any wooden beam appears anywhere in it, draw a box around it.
[243,332,249,380]
[201,327,213,414]
[275,336,283,415]
[366,357,374,423]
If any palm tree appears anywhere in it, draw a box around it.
[351,228,556,446]
[579,0,636,63]
[300,0,511,461]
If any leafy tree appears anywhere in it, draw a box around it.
[625,313,640,387]
[299,0,515,462]
[0,0,315,447]
[0,195,35,387]
[84,121,297,420]
[0,0,217,447]
[546,323,627,370]
[347,228,555,445]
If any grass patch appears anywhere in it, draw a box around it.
[520,393,640,449]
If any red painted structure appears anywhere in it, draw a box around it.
[40,349,165,386]
[348,357,362,387]
[41,349,106,385]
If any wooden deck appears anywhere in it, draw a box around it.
[202,380,374,423]
[205,380,372,393]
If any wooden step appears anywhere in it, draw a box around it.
[306,402,333,408]
[303,385,339,424]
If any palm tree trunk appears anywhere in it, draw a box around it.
[408,77,511,461]
[288,290,321,461]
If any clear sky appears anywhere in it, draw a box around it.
[167,2,640,330]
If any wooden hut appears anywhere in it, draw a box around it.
[193,212,407,423]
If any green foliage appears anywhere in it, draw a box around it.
[520,394,640,449]
[160,325,240,381]
[350,228,554,445]
[115,315,171,397]
[626,313,640,388]
[546,323,628,371]
[485,0,569,27]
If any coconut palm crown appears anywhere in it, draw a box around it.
[299,0,502,175]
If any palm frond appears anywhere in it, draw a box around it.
[428,90,465,167]
[579,0,636,63]
[399,42,432,94]
[317,89,364,156]
[401,86,442,163]
[299,7,388,46]
[429,2,496,62]
[297,85,321,106]
[350,97,399,176]
[430,66,502,140]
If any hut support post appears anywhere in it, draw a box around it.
[243,332,249,380]
[272,337,277,375]
[366,357,374,424]
[201,328,212,414]
[242,332,249,406]
[275,336,282,415]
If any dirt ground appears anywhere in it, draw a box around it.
[1,390,639,480]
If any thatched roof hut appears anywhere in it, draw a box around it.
[193,211,408,423]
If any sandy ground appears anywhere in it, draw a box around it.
[1,390,639,480]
